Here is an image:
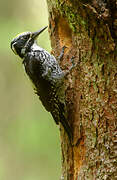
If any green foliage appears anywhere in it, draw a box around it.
[0,0,60,179]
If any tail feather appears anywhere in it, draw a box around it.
[51,105,73,142]
[60,115,73,141]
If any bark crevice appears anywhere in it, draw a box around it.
[46,0,117,179]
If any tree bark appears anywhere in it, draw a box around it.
[46,0,117,179]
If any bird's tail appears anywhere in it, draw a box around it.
[51,103,73,143]
[60,113,73,142]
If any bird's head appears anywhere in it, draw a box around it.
[10,26,48,58]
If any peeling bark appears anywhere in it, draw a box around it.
[46,0,117,179]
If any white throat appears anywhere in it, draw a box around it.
[31,42,43,51]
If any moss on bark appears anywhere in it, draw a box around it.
[46,0,117,179]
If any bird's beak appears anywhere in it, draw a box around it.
[31,26,48,40]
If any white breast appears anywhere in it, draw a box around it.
[31,43,43,51]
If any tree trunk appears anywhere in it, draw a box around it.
[46,0,117,179]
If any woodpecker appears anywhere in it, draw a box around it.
[10,26,73,141]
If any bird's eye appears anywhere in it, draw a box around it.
[11,43,17,55]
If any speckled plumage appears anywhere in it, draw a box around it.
[10,27,72,141]
[23,44,72,140]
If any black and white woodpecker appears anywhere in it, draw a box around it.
[10,26,73,141]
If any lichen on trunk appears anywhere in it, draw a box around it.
[46,0,117,179]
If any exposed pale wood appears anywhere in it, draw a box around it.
[46,0,117,179]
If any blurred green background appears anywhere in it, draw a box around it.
[0,0,61,179]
